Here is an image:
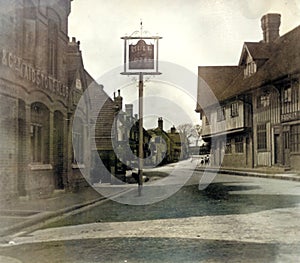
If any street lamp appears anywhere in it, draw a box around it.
[121,22,162,196]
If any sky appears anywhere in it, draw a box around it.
[68,0,300,130]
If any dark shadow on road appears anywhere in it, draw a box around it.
[43,182,300,228]
[0,237,294,263]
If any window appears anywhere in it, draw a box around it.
[257,124,267,150]
[282,85,292,114]
[30,103,49,163]
[283,131,290,150]
[72,117,84,164]
[48,20,58,77]
[291,125,300,153]
[235,136,243,153]
[30,124,42,162]
[257,94,270,108]
[217,106,226,122]
[23,0,36,61]
[284,86,292,103]
[244,61,257,77]
[205,113,210,125]
[225,138,232,154]
[231,102,239,117]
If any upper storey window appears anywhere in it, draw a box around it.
[22,0,36,62]
[244,61,257,78]
[48,19,58,77]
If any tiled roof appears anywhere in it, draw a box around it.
[239,42,272,64]
[197,25,300,109]
[85,71,117,151]
[196,66,241,110]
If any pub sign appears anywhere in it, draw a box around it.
[129,40,154,70]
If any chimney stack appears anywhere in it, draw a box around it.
[125,104,133,117]
[114,89,123,110]
[158,117,163,130]
[261,13,281,43]
[171,126,176,134]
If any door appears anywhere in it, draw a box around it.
[53,111,64,189]
[274,134,281,165]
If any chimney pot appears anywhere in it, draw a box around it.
[261,13,281,43]
[158,117,163,130]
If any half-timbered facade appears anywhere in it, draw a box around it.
[196,13,300,170]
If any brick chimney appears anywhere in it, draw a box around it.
[114,89,123,110]
[171,126,176,134]
[261,13,281,43]
[158,117,163,130]
[125,104,133,117]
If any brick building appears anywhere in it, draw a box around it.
[0,0,110,201]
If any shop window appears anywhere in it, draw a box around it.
[257,124,267,150]
[30,103,49,163]
[235,136,243,153]
[291,124,300,153]
[231,102,239,117]
[225,138,232,154]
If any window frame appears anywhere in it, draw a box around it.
[230,102,239,117]
[30,103,50,164]
[217,106,226,122]
[257,123,267,151]
[291,124,300,153]
[235,136,244,153]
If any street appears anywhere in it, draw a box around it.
[1,162,300,262]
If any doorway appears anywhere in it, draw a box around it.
[53,111,64,189]
[274,134,281,164]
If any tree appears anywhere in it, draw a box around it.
[176,123,201,146]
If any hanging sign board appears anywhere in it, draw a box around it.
[129,40,154,70]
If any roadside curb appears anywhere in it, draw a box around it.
[196,167,300,182]
[0,196,106,238]
[0,186,136,240]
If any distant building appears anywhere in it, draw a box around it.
[196,13,300,170]
[147,118,188,165]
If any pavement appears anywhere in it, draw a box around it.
[0,186,104,238]
[0,161,300,240]
[195,164,300,181]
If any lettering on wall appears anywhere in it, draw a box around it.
[1,49,69,98]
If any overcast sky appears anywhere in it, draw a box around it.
[69,0,300,130]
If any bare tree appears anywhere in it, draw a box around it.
[176,123,201,146]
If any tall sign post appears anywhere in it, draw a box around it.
[121,22,162,196]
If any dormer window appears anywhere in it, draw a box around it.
[244,61,257,77]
